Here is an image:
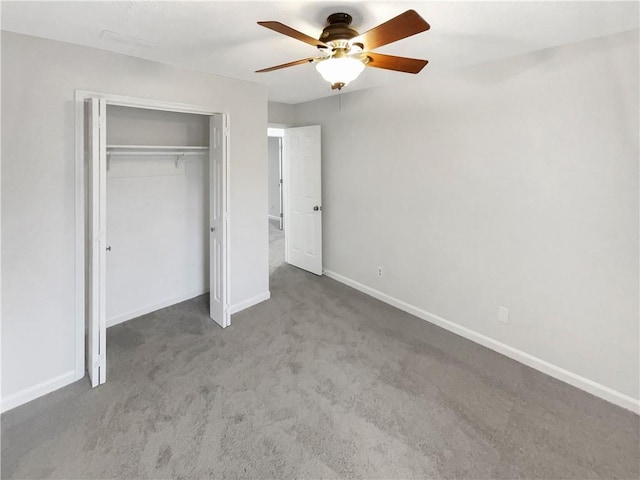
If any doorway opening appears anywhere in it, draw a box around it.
[268,128,285,274]
[267,125,323,278]
[105,105,211,328]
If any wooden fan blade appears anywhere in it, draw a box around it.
[258,21,328,48]
[353,10,430,50]
[255,58,315,73]
[365,52,428,74]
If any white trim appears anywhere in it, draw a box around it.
[268,122,290,129]
[267,127,285,137]
[230,291,271,314]
[323,269,640,415]
[282,132,290,265]
[75,90,220,116]
[223,116,232,328]
[1,370,80,413]
[268,214,281,222]
[107,288,210,328]
[73,92,86,383]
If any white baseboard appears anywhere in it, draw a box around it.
[230,291,271,314]
[1,370,81,413]
[323,269,640,415]
[107,288,209,328]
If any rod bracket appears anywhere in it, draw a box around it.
[175,153,185,168]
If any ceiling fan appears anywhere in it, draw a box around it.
[256,10,430,90]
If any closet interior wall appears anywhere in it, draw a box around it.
[105,105,210,327]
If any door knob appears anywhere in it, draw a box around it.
[313,206,322,211]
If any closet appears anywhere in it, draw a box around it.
[105,106,210,327]
[83,95,229,388]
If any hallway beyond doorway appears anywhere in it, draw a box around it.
[269,219,284,274]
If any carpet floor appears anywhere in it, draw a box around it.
[2,264,638,479]
[269,219,284,274]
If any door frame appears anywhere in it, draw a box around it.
[74,90,230,383]
[267,127,285,230]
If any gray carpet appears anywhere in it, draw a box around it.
[269,219,284,274]
[2,264,639,479]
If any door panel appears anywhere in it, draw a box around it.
[86,98,107,387]
[209,115,229,328]
[284,126,322,275]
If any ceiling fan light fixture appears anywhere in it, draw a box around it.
[315,56,365,90]
[256,10,430,91]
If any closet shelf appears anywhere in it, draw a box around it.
[105,145,209,170]
[106,145,209,155]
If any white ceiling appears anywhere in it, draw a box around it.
[2,1,638,104]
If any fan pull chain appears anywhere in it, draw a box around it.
[339,90,342,111]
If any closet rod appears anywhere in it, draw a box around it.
[105,146,209,170]
[106,151,208,156]
[107,145,209,154]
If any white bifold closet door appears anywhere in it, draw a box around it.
[86,97,107,387]
[209,114,230,328]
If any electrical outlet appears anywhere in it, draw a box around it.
[376,266,383,277]
[498,306,509,324]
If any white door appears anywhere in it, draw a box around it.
[86,98,107,386]
[209,115,230,328]
[284,125,322,275]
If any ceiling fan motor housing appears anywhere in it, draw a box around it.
[319,13,359,49]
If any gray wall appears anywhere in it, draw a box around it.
[107,105,209,146]
[1,31,269,409]
[293,30,639,403]
[268,102,295,126]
